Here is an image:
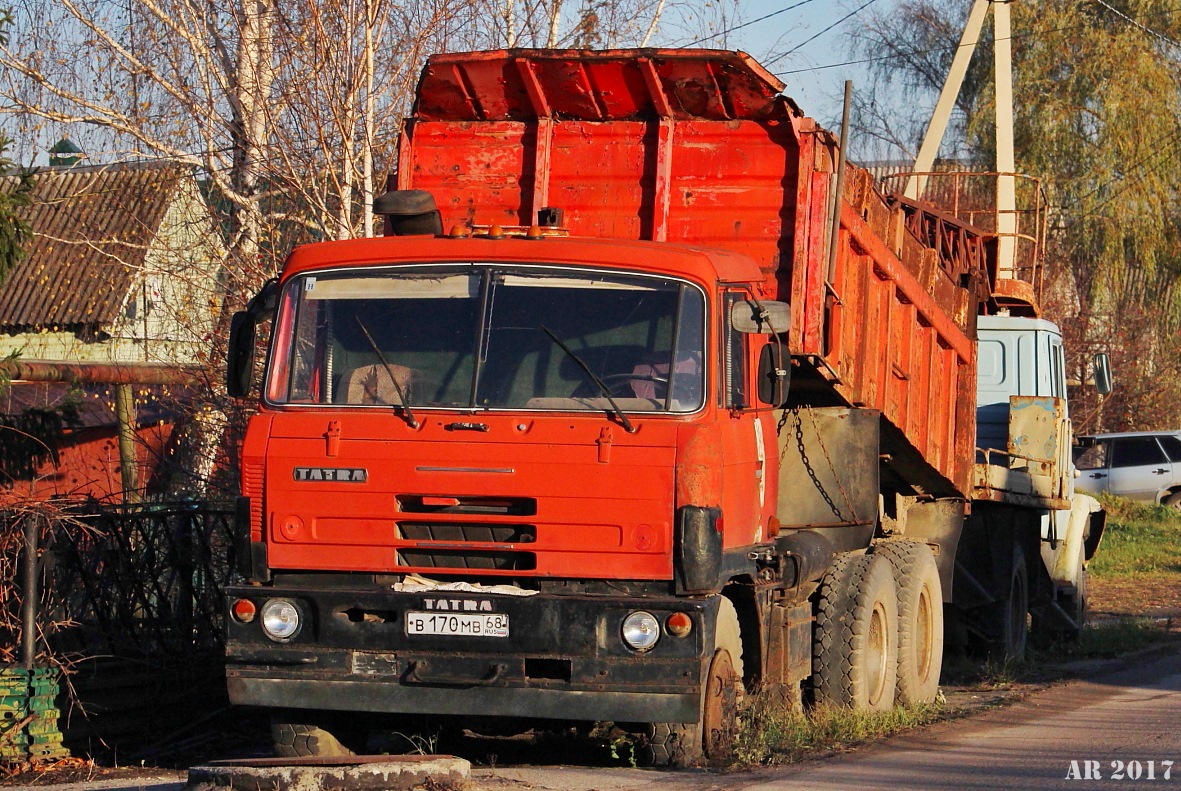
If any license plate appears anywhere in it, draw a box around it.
[405,611,510,637]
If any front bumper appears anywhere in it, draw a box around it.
[225,584,715,723]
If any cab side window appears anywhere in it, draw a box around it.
[723,293,747,409]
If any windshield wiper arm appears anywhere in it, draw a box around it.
[354,318,420,429]
[540,325,636,434]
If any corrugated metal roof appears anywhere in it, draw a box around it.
[0,161,187,331]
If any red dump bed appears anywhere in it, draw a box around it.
[398,49,983,496]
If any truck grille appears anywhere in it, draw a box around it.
[396,548,536,570]
[397,495,537,516]
[398,522,536,543]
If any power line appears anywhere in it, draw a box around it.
[773,3,1181,77]
[682,0,821,47]
[1060,130,1181,217]
[1092,0,1181,51]
[763,0,882,67]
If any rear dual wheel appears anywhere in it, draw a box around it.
[813,552,899,711]
[873,540,944,705]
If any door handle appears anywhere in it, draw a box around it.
[1153,468,1168,474]
[1089,473,1107,478]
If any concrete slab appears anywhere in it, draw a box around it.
[186,755,470,791]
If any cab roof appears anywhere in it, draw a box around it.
[279,234,767,288]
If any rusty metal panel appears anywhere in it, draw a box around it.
[820,200,978,496]
[775,407,879,536]
[404,115,801,271]
[414,49,786,123]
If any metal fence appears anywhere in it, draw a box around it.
[43,502,237,659]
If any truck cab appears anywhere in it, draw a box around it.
[968,314,1106,647]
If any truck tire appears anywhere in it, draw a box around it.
[1164,491,1181,509]
[873,540,944,705]
[985,543,1029,662]
[641,596,744,768]
[813,552,898,712]
[271,714,357,758]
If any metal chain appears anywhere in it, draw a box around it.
[790,408,846,522]
[803,406,861,521]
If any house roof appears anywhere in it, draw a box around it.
[0,160,189,331]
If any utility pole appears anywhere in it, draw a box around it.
[904,0,1019,281]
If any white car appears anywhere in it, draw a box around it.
[1073,431,1181,507]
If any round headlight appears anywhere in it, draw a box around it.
[621,611,661,652]
[260,599,301,642]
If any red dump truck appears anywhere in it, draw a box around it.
[223,49,1102,766]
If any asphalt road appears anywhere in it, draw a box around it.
[18,644,1181,791]
[473,644,1181,791]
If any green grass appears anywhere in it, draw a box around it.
[733,698,943,766]
[1046,618,1176,660]
[1088,496,1181,577]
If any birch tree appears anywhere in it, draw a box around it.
[1,0,277,287]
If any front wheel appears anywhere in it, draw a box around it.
[641,596,744,767]
[271,712,362,758]
[985,543,1029,662]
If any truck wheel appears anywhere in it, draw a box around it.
[1164,491,1181,509]
[986,543,1029,662]
[873,540,944,705]
[813,553,898,712]
[272,714,357,758]
[641,597,744,767]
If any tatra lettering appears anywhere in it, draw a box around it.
[292,467,368,482]
[423,598,494,612]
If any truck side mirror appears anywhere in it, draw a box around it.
[226,310,257,398]
[758,342,789,406]
[732,299,791,334]
[1092,353,1113,395]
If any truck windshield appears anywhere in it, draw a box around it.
[267,265,706,413]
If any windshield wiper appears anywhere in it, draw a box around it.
[540,325,636,434]
[354,318,420,429]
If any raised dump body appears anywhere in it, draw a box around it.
[399,49,983,498]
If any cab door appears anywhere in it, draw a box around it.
[718,291,788,549]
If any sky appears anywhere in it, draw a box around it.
[690,0,886,128]
[16,0,901,166]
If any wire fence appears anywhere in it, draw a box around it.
[41,502,238,659]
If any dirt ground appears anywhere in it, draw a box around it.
[1090,573,1181,624]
